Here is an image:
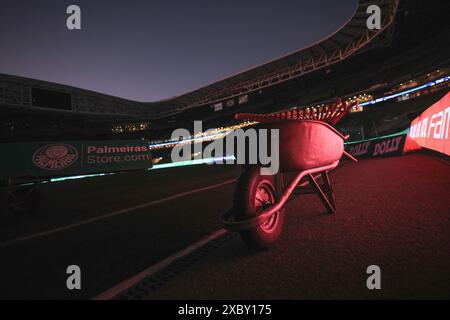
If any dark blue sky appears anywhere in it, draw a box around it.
[0,0,357,102]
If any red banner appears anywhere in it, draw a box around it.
[409,91,450,156]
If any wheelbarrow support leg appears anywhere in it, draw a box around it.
[321,171,336,213]
[274,172,284,201]
[307,172,336,214]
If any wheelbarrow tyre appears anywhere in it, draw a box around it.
[234,166,285,250]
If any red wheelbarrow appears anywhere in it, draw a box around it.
[220,100,358,249]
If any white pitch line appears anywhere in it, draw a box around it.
[93,228,228,300]
[93,174,322,300]
[0,179,236,249]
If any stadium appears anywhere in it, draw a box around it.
[0,0,449,301]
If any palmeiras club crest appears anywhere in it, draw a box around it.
[32,144,78,170]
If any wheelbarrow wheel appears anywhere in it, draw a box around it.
[234,166,285,250]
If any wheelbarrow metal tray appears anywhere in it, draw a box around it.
[259,120,345,172]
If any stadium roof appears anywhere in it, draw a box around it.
[150,0,399,117]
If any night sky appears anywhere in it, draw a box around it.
[0,0,357,102]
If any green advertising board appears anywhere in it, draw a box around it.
[0,140,153,179]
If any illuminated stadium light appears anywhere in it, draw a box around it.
[112,121,151,133]
[18,155,237,185]
[148,155,236,170]
[359,75,450,107]
[149,131,230,150]
[49,173,115,182]
[344,128,409,145]
[148,121,257,150]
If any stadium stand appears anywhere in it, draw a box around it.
[338,89,449,141]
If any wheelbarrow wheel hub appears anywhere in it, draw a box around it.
[255,182,279,234]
